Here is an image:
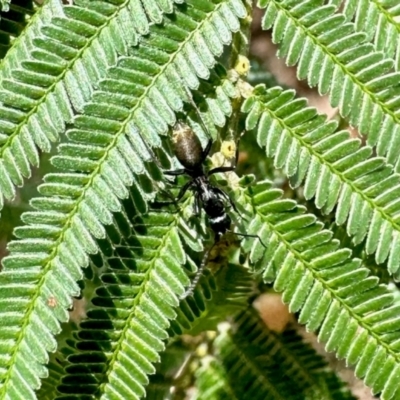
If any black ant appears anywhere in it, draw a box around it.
[158,102,266,298]
[166,120,240,241]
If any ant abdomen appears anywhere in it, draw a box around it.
[171,121,204,170]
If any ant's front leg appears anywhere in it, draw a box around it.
[201,138,213,162]
[207,138,240,176]
[193,191,202,217]
[152,179,193,213]
[164,169,186,176]
[207,165,235,176]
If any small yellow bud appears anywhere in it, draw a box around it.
[234,55,250,77]
[221,140,236,160]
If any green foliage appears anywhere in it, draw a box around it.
[195,310,356,399]
[333,0,400,67]
[244,85,400,275]
[1,0,400,399]
[243,180,400,398]
[0,0,34,57]
[261,0,400,171]
[0,0,10,12]
[50,210,190,399]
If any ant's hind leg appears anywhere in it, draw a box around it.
[233,232,267,249]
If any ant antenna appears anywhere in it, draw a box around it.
[137,130,163,169]
[231,231,267,249]
[179,82,214,142]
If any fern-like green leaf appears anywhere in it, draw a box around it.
[195,309,355,399]
[145,340,192,400]
[46,203,254,398]
[242,180,400,399]
[195,357,240,400]
[0,1,246,398]
[334,0,400,71]
[36,353,66,400]
[0,0,185,209]
[242,84,400,276]
[0,0,34,58]
[0,0,9,12]
[259,0,400,171]
[172,261,254,336]
[52,209,190,399]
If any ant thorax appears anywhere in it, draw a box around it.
[200,184,225,218]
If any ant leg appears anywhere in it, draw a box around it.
[193,192,201,217]
[153,179,193,209]
[233,231,267,249]
[172,179,194,203]
[163,170,186,191]
[207,165,235,176]
[201,139,213,162]
[165,169,186,176]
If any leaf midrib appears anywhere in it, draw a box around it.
[272,0,400,149]
[1,1,229,396]
[0,0,129,160]
[257,97,400,253]
[247,189,400,364]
